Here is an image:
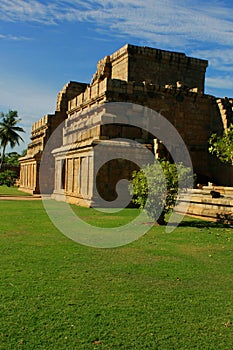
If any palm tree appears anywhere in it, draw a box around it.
[0,110,25,169]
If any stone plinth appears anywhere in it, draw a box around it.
[176,188,233,220]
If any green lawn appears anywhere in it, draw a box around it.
[0,185,32,196]
[0,200,232,349]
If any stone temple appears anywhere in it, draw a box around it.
[19,44,233,206]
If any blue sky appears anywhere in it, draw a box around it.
[0,0,233,152]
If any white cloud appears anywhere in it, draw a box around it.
[0,0,92,24]
[206,76,233,90]
[1,0,233,47]
[0,0,54,23]
[192,48,233,67]
[0,33,31,40]
[0,0,233,65]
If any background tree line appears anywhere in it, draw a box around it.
[0,110,25,186]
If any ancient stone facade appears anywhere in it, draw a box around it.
[19,44,233,204]
[19,82,87,194]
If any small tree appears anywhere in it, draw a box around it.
[209,124,233,165]
[0,110,25,169]
[129,160,193,225]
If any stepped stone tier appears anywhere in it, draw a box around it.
[175,186,233,221]
[19,44,233,208]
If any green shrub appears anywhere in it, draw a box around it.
[209,124,233,165]
[129,160,193,224]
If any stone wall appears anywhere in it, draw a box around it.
[92,44,208,93]
[67,77,224,183]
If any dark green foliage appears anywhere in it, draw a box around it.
[4,152,20,166]
[0,170,18,187]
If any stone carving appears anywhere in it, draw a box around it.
[91,55,111,83]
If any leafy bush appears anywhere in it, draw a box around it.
[129,160,193,224]
[209,124,233,165]
[0,170,18,187]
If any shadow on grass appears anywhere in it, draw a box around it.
[168,219,232,229]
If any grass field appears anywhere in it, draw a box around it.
[0,185,32,196]
[0,199,232,349]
